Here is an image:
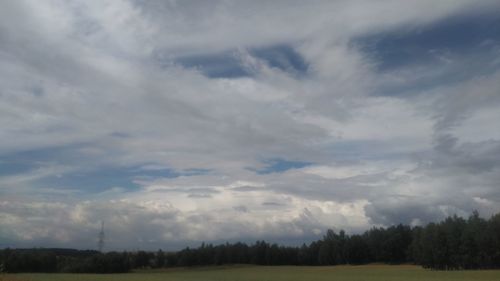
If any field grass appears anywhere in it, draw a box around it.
[4,265,500,281]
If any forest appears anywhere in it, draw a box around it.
[1,211,499,273]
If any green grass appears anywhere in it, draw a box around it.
[5,265,500,281]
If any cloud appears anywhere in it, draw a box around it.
[1,0,500,249]
[0,194,369,250]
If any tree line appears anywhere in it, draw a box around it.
[1,211,499,272]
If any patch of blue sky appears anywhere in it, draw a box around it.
[2,146,70,161]
[32,85,44,97]
[1,147,211,192]
[251,158,312,174]
[173,44,308,78]
[0,160,36,176]
[327,140,413,163]
[356,12,500,71]
[38,168,140,192]
[132,167,211,180]
[37,165,186,192]
[181,168,211,176]
[355,12,500,96]
[373,54,500,97]
[0,146,78,176]
[175,52,250,78]
[251,44,308,75]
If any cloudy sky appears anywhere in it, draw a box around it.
[1,0,500,251]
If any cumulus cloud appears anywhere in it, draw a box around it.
[1,0,500,249]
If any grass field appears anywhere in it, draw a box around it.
[4,265,500,281]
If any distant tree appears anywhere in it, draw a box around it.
[346,235,369,264]
[155,249,165,268]
[3,211,500,272]
[133,251,151,268]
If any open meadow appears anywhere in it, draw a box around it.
[4,265,500,281]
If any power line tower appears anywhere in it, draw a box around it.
[98,221,105,252]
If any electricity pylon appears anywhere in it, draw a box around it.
[98,221,105,252]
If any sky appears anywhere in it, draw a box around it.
[1,0,500,251]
